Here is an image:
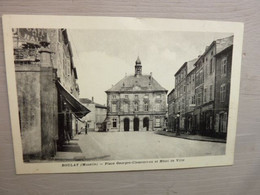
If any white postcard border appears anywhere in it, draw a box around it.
[2,15,244,174]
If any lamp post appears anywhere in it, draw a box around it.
[176,113,180,136]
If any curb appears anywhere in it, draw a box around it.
[155,131,226,143]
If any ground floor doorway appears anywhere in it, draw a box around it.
[124,118,130,131]
[134,118,139,131]
[143,117,149,131]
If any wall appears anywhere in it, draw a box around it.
[15,64,41,156]
[167,90,175,131]
[107,92,167,131]
[85,103,96,131]
[0,1,260,195]
[95,106,107,130]
[40,66,58,158]
[215,47,233,134]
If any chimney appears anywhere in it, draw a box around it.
[149,72,153,80]
[92,97,94,102]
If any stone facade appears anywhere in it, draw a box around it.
[167,89,175,132]
[185,59,197,133]
[174,62,187,130]
[79,98,107,131]
[214,45,233,137]
[13,28,89,160]
[95,103,107,131]
[105,57,168,132]
[194,36,233,136]
[198,43,216,135]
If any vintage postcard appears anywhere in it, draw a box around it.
[2,15,244,174]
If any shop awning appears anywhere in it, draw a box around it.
[56,81,90,118]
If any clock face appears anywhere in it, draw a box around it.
[136,67,141,73]
[133,86,141,91]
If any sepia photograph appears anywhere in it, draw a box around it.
[2,15,244,174]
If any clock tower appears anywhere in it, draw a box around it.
[135,56,142,76]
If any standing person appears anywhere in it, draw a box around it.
[80,127,83,134]
[85,123,88,135]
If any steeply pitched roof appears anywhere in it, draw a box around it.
[168,88,175,96]
[215,45,233,57]
[194,35,234,67]
[186,58,198,75]
[135,56,141,64]
[215,36,234,55]
[174,62,187,76]
[80,98,107,109]
[95,103,107,109]
[106,74,167,93]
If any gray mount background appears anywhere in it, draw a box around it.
[0,1,259,194]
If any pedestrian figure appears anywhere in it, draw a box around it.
[79,127,83,134]
[65,130,70,144]
[85,123,88,134]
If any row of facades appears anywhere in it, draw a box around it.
[168,36,233,138]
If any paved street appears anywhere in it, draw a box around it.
[70,131,226,161]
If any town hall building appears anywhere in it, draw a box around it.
[105,57,168,132]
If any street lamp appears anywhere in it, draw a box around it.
[176,113,180,136]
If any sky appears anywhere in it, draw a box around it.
[67,29,232,105]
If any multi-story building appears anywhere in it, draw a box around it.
[194,36,233,136]
[13,28,89,160]
[79,97,107,131]
[167,89,175,132]
[173,58,197,133]
[214,45,233,138]
[169,36,233,138]
[184,58,197,133]
[193,55,204,134]
[105,57,168,132]
[174,62,187,131]
[95,103,107,131]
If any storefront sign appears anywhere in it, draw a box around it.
[18,28,47,43]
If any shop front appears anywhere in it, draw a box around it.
[56,81,90,149]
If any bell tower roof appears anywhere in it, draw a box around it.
[135,56,142,76]
[135,56,141,65]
